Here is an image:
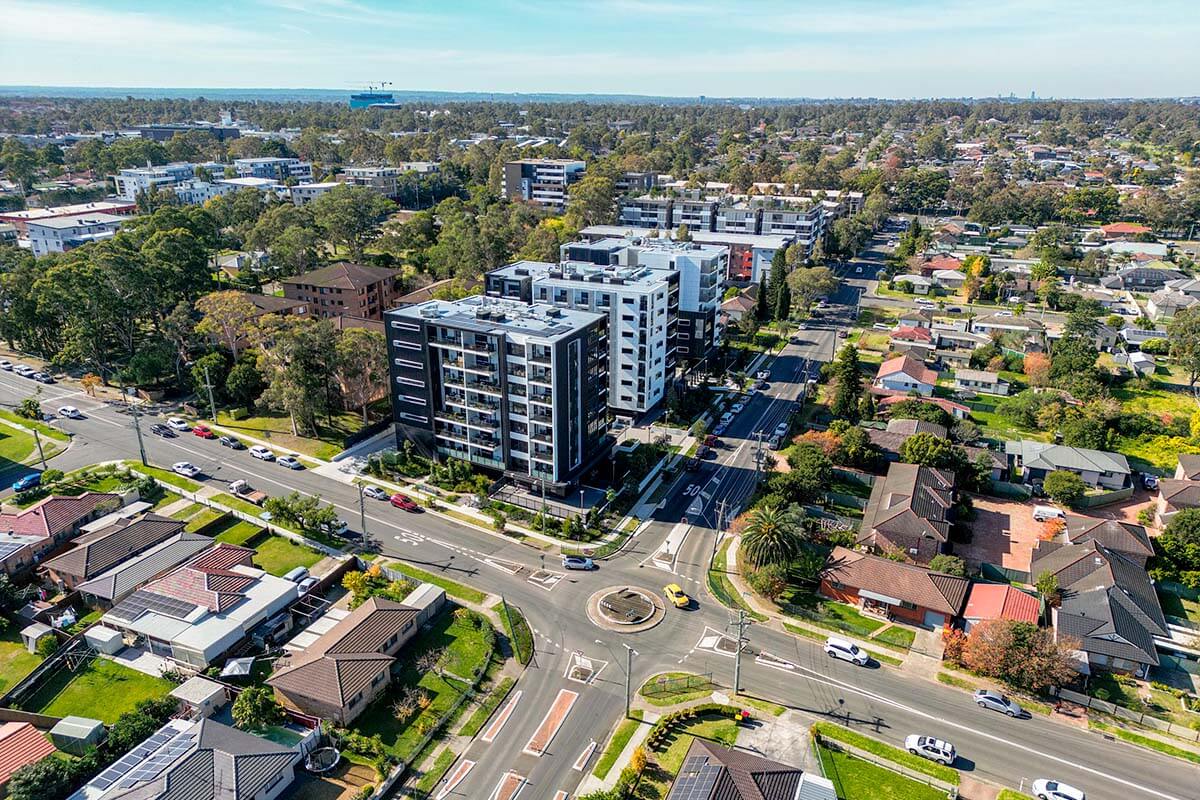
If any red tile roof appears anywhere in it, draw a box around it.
[0,493,120,540]
[892,326,933,343]
[877,394,970,415]
[150,544,257,612]
[963,584,1040,625]
[0,722,56,785]
[876,354,937,386]
[1101,222,1151,236]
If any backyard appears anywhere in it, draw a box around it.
[353,608,495,761]
[251,534,323,576]
[0,629,42,694]
[21,657,174,723]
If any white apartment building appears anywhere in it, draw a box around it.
[627,239,726,360]
[233,157,313,182]
[289,182,340,206]
[502,159,586,211]
[111,162,198,201]
[27,213,125,256]
[487,256,679,415]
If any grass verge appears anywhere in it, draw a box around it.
[387,561,487,605]
[997,790,1036,800]
[457,676,515,738]
[1091,720,1200,765]
[493,600,533,665]
[411,748,457,796]
[812,721,959,784]
[128,462,202,492]
[937,672,976,690]
[0,409,71,441]
[592,711,645,780]
[708,539,767,622]
[783,623,903,667]
[817,741,948,800]
[638,672,718,707]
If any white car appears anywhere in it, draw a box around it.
[1031,779,1085,800]
[57,406,83,419]
[277,456,303,470]
[731,402,745,414]
[13,365,35,376]
[0,359,11,370]
[773,422,789,438]
[361,485,389,500]
[904,735,956,765]
[1032,505,1065,523]
[249,446,275,461]
[171,462,201,478]
[823,636,869,666]
[756,370,770,380]
[166,417,191,431]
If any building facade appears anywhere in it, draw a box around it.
[111,162,199,201]
[501,159,586,211]
[385,296,609,495]
[233,157,313,182]
[281,262,402,321]
[27,213,126,256]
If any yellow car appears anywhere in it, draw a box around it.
[664,583,690,608]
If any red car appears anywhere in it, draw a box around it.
[192,424,216,439]
[390,493,421,512]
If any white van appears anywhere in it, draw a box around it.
[1033,505,1065,523]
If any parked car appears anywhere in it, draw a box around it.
[562,555,595,571]
[166,417,190,431]
[362,485,389,500]
[249,446,275,461]
[389,493,421,512]
[974,689,1023,717]
[32,372,55,384]
[0,360,11,370]
[719,411,734,424]
[731,402,745,414]
[1031,779,1085,800]
[57,406,83,419]
[712,423,728,436]
[768,435,782,450]
[319,519,349,537]
[11,473,41,492]
[696,445,712,460]
[171,462,201,478]
[192,424,216,439]
[703,434,719,447]
[229,479,268,505]
[12,365,35,377]
[276,456,303,470]
[663,583,691,608]
[149,423,175,438]
[756,370,771,380]
[1142,473,1159,490]
[297,576,319,595]
[1032,505,1065,523]
[218,435,245,450]
[823,636,869,666]
[904,735,956,765]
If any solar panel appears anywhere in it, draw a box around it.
[667,757,721,800]
[109,590,199,622]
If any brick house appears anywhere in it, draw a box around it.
[819,546,970,629]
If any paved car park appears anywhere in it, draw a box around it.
[956,496,1043,574]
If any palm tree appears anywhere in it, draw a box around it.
[739,504,805,569]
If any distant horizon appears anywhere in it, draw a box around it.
[1,1,1197,98]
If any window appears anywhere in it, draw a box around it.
[899,600,918,610]
[399,394,426,406]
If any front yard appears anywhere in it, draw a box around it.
[631,711,740,799]
[21,657,174,722]
[817,743,948,800]
[251,535,323,576]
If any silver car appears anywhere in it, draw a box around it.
[974,689,1023,717]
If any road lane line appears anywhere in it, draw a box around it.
[522,689,578,757]
[435,759,474,799]
[481,690,522,743]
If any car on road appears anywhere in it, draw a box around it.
[12,365,35,377]
[171,462,201,478]
[773,421,789,438]
[904,735,956,765]
[0,360,10,370]
[756,370,770,380]
[276,455,303,470]
[1031,779,1085,800]
[823,636,869,665]
[685,456,700,471]
[33,372,55,384]
[57,406,83,419]
[192,424,216,439]
[218,435,245,450]
[361,485,389,500]
[166,417,190,431]
[712,423,728,436]
[249,446,275,461]
[947,306,962,313]
[915,298,936,307]
[11,473,41,492]
[389,493,421,512]
[562,555,595,571]
[730,402,745,414]
[149,423,175,438]
[768,435,782,450]
[719,411,733,424]
[664,583,691,608]
[974,689,1023,717]
[1142,473,1159,490]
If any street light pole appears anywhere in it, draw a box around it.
[623,643,638,719]
[202,365,218,424]
[732,609,749,694]
[123,383,148,466]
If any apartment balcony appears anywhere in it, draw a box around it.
[508,366,526,378]
[528,370,553,386]
[465,398,499,412]
[529,394,553,407]
[529,353,551,366]
[530,411,551,423]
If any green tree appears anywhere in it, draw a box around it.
[754,272,770,323]
[565,173,617,228]
[738,504,805,568]
[249,316,337,436]
[333,328,388,422]
[767,249,788,321]
[5,757,77,800]
[196,290,258,361]
[1151,508,1200,588]
[1042,470,1086,508]
[929,554,966,577]
[309,184,393,259]
[898,432,965,469]
[1168,307,1200,387]
[785,266,838,312]
[830,345,863,422]
[231,685,284,731]
[226,360,265,410]
[1035,571,1061,606]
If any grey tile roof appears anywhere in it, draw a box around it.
[822,547,969,616]
[42,514,185,580]
[858,463,956,555]
[76,534,214,601]
[1006,440,1130,476]
[1063,515,1153,561]
[1158,479,1200,513]
[1177,454,1200,480]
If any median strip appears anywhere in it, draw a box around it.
[481,690,522,743]
[522,689,578,757]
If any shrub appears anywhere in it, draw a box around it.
[40,469,64,485]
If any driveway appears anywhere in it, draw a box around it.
[957,496,1041,574]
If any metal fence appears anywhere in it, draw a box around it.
[641,672,716,699]
[1054,688,1200,743]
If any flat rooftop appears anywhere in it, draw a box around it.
[28,212,126,230]
[493,259,672,291]
[390,295,604,340]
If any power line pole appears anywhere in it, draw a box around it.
[732,609,749,695]
[623,644,638,719]
[710,498,728,570]
[357,485,368,543]
[124,384,148,466]
[32,429,46,469]
[202,365,218,424]
[753,432,764,481]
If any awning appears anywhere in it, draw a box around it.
[859,589,902,606]
[220,656,256,677]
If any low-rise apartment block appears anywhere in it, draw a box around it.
[27,212,127,256]
[502,159,586,211]
[233,156,313,182]
[281,262,402,321]
[111,161,199,201]
[385,296,609,495]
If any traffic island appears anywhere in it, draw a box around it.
[586,585,666,633]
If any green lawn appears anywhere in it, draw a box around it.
[215,408,382,460]
[1090,721,1200,765]
[213,492,269,518]
[964,400,1050,443]
[168,502,202,521]
[1114,433,1200,472]
[997,790,1036,800]
[22,658,174,722]
[635,712,740,798]
[411,748,457,796]
[639,672,718,706]
[593,711,645,780]
[817,744,948,800]
[353,609,495,761]
[813,722,958,784]
[214,520,268,546]
[0,419,36,465]
[0,409,71,442]
[183,507,226,533]
[0,629,42,695]
[457,676,515,738]
[708,539,768,622]
[493,600,533,665]
[1112,383,1198,419]
[251,535,322,576]
[386,561,487,605]
[129,463,202,492]
[1158,586,1200,622]
[874,625,917,649]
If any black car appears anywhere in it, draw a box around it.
[149,423,176,437]
[685,457,700,471]
[219,435,246,450]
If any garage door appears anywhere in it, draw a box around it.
[923,610,946,629]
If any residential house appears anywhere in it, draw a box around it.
[75,532,214,607]
[281,262,402,322]
[1031,541,1168,676]
[820,546,969,629]
[877,394,970,420]
[1062,515,1154,567]
[41,514,185,591]
[720,286,758,323]
[969,314,1046,343]
[0,493,122,574]
[1005,440,1132,489]
[897,274,934,295]
[1156,479,1200,527]
[898,308,933,329]
[1175,454,1200,481]
[1164,278,1200,299]
[856,463,956,565]
[65,717,299,800]
[0,721,57,792]
[933,269,967,291]
[98,544,298,668]
[1099,222,1152,240]
[866,419,1005,480]
[915,254,963,277]
[1101,264,1185,291]
[268,597,420,724]
[1112,351,1156,377]
[953,368,1009,396]
[962,584,1040,633]
[665,739,807,800]
[1147,288,1199,321]
[874,355,937,396]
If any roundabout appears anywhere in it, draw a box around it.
[586,585,666,633]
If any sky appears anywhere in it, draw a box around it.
[1,0,1197,99]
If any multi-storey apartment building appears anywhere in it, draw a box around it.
[385,296,608,495]
[628,239,725,360]
[618,195,672,228]
[486,250,679,416]
[233,157,313,183]
[578,224,792,283]
[281,262,402,321]
[111,162,199,201]
[501,159,586,211]
[27,213,126,256]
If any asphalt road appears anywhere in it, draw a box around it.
[0,342,1194,799]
